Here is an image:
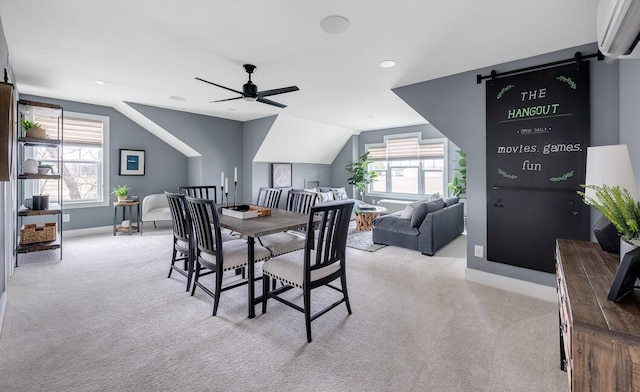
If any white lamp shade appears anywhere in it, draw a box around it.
[585,144,638,201]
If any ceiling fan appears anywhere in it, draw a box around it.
[195,64,299,108]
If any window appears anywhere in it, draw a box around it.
[33,112,109,208]
[367,135,447,197]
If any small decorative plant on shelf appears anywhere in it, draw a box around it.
[20,118,46,138]
[448,149,466,198]
[112,185,131,202]
[579,184,640,246]
[346,151,377,201]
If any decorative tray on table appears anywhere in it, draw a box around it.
[221,205,271,219]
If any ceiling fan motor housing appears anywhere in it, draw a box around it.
[243,81,258,98]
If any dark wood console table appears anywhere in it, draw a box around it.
[556,239,640,391]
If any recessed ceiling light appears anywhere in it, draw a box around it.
[320,15,350,34]
[93,80,110,86]
[379,60,397,68]
[169,96,186,101]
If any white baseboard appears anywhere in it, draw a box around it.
[62,222,172,239]
[62,226,113,238]
[0,290,6,337]
[465,268,556,302]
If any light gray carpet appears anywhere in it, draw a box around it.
[346,221,386,252]
[0,229,567,392]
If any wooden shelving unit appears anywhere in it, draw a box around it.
[15,100,63,266]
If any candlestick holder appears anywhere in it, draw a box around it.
[234,181,237,207]
[225,191,229,208]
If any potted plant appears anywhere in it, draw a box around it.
[112,185,131,202]
[20,118,46,138]
[579,184,640,249]
[346,151,377,201]
[448,149,466,198]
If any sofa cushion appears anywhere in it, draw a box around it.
[443,196,460,207]
[411,198,445,228]
[331,187,349,200]
[401,197,438,219]
[318,191,334,202]
[372,214,418,235]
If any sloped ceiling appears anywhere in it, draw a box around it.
[254,116,353,164]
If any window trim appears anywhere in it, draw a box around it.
[365,134,448,199]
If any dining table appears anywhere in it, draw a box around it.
[218,207,318,318]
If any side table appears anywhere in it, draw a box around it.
[113,201,140,235]
[354,205,388,231]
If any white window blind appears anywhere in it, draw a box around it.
[35,115,103,145]
[368,137,444,159]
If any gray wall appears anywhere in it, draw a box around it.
[243,116,276,204]
[393,43,620,287]
[620,59,640,183]
[20,95,188,230]
[331,135,357,198]
[0,15,12,320]
[127,102,243,203]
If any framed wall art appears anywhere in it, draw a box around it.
[271,163,292,188]
[119,149,145,176]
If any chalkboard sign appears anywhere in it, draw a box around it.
[486,63,590,273]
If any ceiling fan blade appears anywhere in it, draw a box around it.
[257,97,287,108]
[257,86,299,98]
[212,96,243,103]
[195,77,243,95]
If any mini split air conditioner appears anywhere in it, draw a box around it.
[598,0,640,58]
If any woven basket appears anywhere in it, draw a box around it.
[20,222,57,244]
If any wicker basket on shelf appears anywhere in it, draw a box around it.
[20,222,57,244]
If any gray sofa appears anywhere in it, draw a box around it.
[372,197,464,256]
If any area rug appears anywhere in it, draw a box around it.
[346,221,386,252]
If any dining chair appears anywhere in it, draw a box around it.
[256,187,282,209]
[257,190,318,258]
[165,192,194,292]
[178,186,218,202]
[184,196,271,316]
[261,200,355,342]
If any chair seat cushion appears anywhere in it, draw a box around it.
[199,239,271,271]
[258,231,306,257]
[262,250,341,288]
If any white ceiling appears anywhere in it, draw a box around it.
[0,0,598,133]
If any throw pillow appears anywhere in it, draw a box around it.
[317,191,334,203]
[429,193,441,200]
[400,204,416,219]
[444,197,459,207]
[331,187,349,200]
[411,198,445,228]
[304,187,317,193]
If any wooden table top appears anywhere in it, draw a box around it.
[113,201,140,206]
[218,208,314,238]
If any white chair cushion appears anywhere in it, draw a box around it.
[262,249,341,288]
[199,239,271,271]
[176,239,190,250]
[258,231,306,257]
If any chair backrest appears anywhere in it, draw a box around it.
[165,192,191,244]
[286,190,317,214]
[303,200,354,276]
[256,187,282,209]
[178,186,218,203]
[184,196,222,262]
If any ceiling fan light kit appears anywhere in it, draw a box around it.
[196,63,299,108]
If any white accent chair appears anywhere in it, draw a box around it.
[141,194,171,233]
